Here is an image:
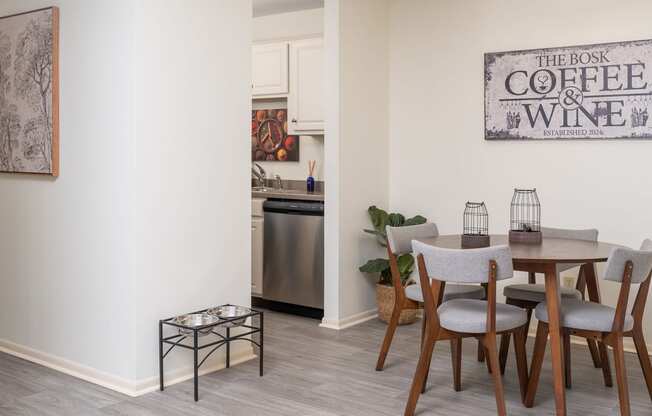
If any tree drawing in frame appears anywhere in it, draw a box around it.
[0,7,59,176]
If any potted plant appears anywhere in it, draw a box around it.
[359,206,426,324]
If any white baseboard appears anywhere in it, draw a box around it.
[1,323,649,398]
[131,350,255,397]
[319,308,378,330]
[320,310,652,355]
[525,328,652,356]
[0,338,256,397]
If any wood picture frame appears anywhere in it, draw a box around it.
[0,6,59,176]
[485,39,652,141]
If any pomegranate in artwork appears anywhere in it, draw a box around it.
[284,136,297,151]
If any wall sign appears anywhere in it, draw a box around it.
[485,39,652,140]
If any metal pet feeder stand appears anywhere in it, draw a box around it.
[159,305,264,402]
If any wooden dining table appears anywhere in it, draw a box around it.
[415,234,624,416]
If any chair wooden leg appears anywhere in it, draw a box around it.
[404,331,436,416]
[421,346,434,394]
[498,333,510,375]
[477,339,485,362]
[544,270,567,416]
[500,307,532,375]
[598,340,613,387]
[420,315,430,394]
[375,302,402,371]
[485,345,492,374]
[563,331,572,389]
[586,338,602,368]
[451,338,462,391]
[525,322,548,408]
[513,326,529,403]
[577,268,601,370]
[632,329,652,400]
[613,336,631,416]
[478,283,488,364]
[525,307,533,339]
[584,262,613,388]
[484,333,507,416]
[420,313,426,347]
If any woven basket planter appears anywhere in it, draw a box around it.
[376,283,418,325]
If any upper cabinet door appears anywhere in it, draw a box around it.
[288,38,324,134]
[252,42,289,96]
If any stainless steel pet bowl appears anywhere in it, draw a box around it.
[173,313,220,337]
[207,305,250,327]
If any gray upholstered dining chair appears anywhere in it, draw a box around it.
[375,223,485,371]
[499,226,600,380]
[526,240,652,416]
[404,242,529,416]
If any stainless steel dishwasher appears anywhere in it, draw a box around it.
[262,199,324,309]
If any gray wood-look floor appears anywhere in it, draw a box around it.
[1,310,651,415]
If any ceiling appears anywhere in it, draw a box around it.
[252,0,324,17]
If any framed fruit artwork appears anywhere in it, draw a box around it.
[251,109,299,161]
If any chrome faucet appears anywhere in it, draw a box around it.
[251,168,264,187]
[252,163,266,187]
[254,163,266,178]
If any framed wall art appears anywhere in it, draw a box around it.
[485,39,652,140]
[251,109,299,161]
[0,7,59,175]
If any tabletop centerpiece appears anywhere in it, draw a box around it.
[509,188,542,244]
[461,201,490,248]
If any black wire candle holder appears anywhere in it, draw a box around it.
[509,188,542,244]
[461,201,490,248]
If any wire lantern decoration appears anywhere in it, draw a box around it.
[461,202,490,248]
[509,188,542,244]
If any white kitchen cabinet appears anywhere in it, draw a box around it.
[287,38,324,134]
[252,42,288,97]
[251,198,265,296]
[251,217,264,296]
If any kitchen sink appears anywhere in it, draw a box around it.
[252,187,296,193]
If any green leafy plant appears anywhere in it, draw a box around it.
[358,206,427,286]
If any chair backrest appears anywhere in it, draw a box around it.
[604,244,652,284]
[541,226,598,242]
[386,223,438,255]
[411,240,513,283]
[641,238,652,252]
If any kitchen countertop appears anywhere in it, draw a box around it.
[251,188,324,201]
[251,179,324,202]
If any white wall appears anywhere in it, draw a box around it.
[322,0,390,326]
[0,0,135,381]
[252,8,324,181]
[131,0,252,383]
[0,0,252,394]
[323,0,341,324]
[389,0,652,345]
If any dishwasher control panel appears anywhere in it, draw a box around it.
[263,199,324,215]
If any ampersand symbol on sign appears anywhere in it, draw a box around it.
[558,86,583,110]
